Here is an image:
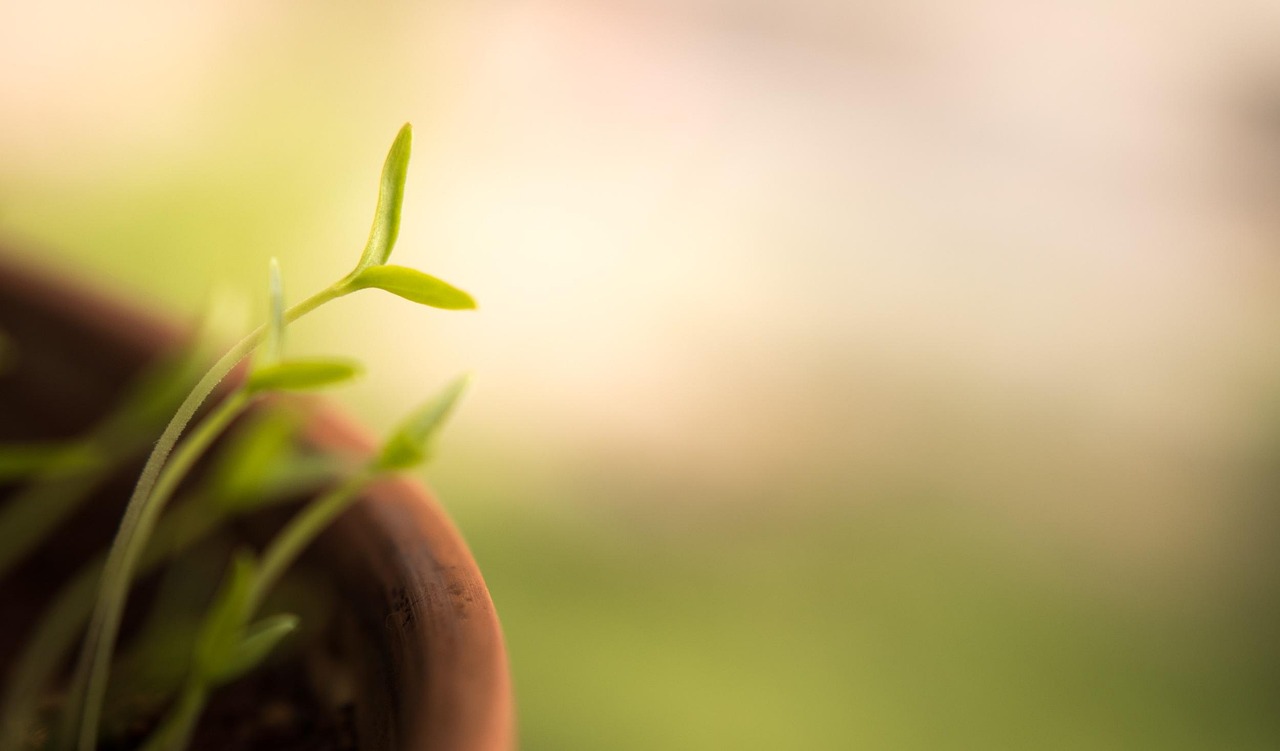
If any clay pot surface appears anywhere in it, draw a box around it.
[0,251,514,750]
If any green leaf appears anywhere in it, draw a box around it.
[247,358,363,393]
[354,123,413,271]
[377,375,469,470]
[209,407,305,508]
[212,614,299,684]
[0,442,103,481]
[254,456,347,503]
[210,408,348,512]
[195,551,258,680]
[348,265,477,310]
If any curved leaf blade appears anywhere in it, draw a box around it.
[213,613,299,684]
[247,358,364,393]
[349,265,476,310]
[355,123,413,271]
[377,375,469,470]
[194,551,258,679]
[209,407,305,508]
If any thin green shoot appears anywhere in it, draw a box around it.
[0,411,343,749]
[66,122,476,750]
[61,389,254,749]
[140,377,467,751]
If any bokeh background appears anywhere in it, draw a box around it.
[5,1,1280,748]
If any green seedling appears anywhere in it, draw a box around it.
[134,552,275,751]
[0,407,346,749]
[59,256,361,750]
[42,123,476,751]
[140,378,467,751]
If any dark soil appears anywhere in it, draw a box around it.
[99,659,359,751]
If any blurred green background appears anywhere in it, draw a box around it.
[5,1,1280,748]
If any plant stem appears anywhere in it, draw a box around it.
[66,286,341,751]
[63,389,249,749]
[0,475,311,749]
[137,681,206,751]
[247,468,376,614]
[131,467,378,751]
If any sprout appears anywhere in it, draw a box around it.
[377,375,470,470]
[347,265,477,310]
[352,122,413,272]
[61,123,479,751]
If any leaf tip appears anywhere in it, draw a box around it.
[349,265,477,311]
[394,122,413,152]
[376,374,470,471]
[353,124,416,272]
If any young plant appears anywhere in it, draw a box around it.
[0,406,344,749]
[57,257,358,748]
[139,379,467,750]
[56,123,477,751]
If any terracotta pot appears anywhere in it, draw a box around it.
[0,252,514,750]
